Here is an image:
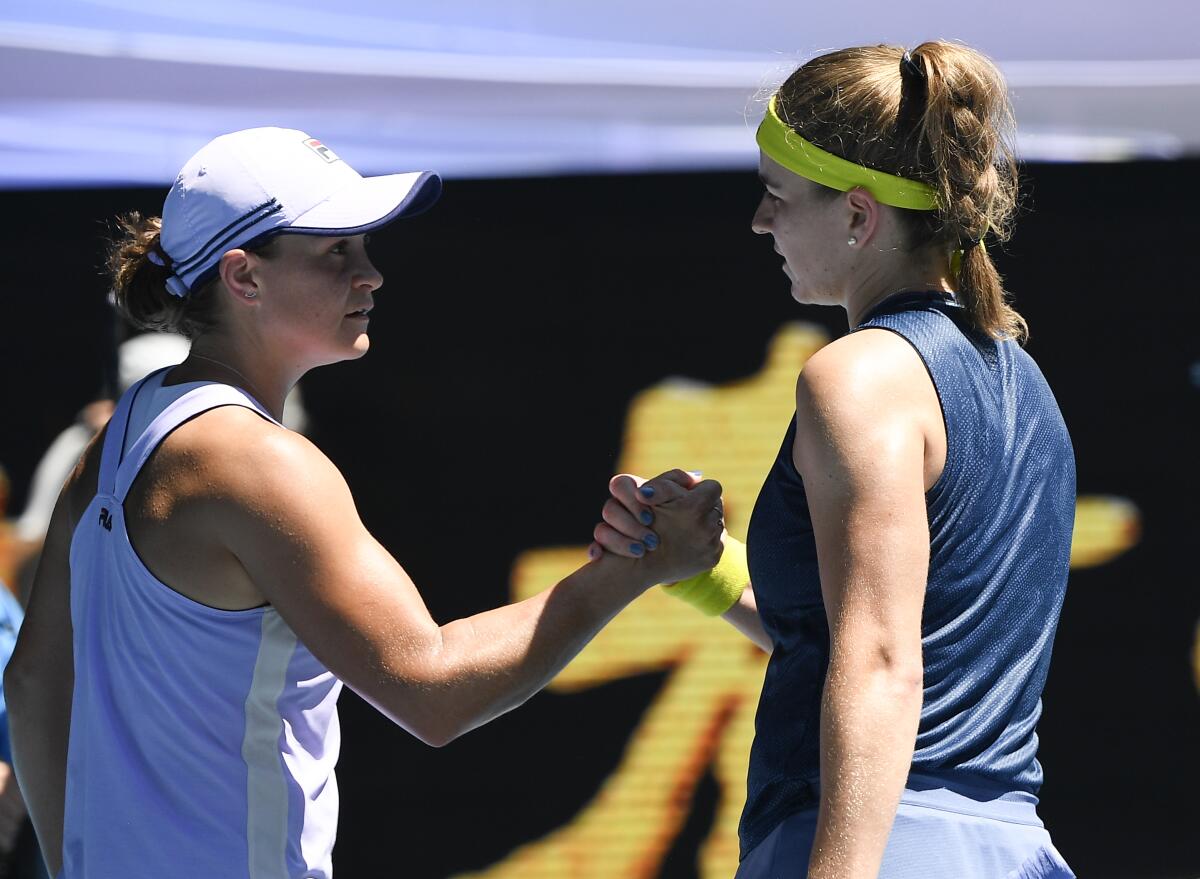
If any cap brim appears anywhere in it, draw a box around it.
[287,170,441,235]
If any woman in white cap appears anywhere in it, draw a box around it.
[596,41,1076,878]
[5,128,724,879]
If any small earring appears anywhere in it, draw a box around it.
[847,236,858,246]
[244,290,258,299]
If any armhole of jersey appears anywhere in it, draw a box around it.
[852,324,955,503]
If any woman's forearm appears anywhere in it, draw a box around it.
[369,477,725,747]
[721,584,772,652]
[807,656,922,879]
[414,553,651,744]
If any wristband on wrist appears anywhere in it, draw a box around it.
[661,536,749,616]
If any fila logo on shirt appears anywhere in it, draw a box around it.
[99,508,113,532]
[303,138,340,164]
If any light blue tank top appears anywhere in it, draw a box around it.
[740,293,1076,857]
[64,370,342,879]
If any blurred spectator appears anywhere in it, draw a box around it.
[8,332,308,597]
[0,581,43,879]
[11,333,190,551]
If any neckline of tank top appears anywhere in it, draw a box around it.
[856,289,960,327]
[118,371,282,475]
[126,369,277,434]
[146,366,271,413]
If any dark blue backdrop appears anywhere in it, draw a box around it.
[1,161,1197,878]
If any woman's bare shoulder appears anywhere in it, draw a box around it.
[797,328,929,412]
[155,405,341,498]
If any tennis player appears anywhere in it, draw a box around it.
[597,41,1077,878]
[5,127,724,879]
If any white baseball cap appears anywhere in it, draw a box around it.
[155,127,441,297]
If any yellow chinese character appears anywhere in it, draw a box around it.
[460,323,1142,878]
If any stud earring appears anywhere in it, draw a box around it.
[847,236,858,246]
[244,290,258,299]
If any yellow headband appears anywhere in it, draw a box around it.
[756,94,939,211]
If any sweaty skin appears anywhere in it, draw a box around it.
[609,328,944,879]
[794,330,942,879]
[599,147,954,876]
[4,232,726,876]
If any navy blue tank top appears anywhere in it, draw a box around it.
[739,293,1075,858]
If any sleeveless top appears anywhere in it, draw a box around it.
[64,369,343,879]
[739,293,1076,858]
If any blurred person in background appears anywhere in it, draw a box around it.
[7,333,309,601]
[0,577,38,879]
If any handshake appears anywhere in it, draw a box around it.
[584,470,735,602]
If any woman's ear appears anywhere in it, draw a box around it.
[844,187,881,248]
[217,250,259,302]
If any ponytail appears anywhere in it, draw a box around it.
[106,212,219,339]
[911,41,1026,342]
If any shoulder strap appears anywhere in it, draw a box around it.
[96,369,169,498]
[113,382,280,503]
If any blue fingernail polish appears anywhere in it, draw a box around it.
[630,543,644,556]
[639,510,653,525]
[644,534,659,549]
[688,469,703,477]
[639,486,655,498]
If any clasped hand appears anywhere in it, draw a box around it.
[587,469,725,585]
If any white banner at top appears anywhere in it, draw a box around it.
[2,0,1198,186]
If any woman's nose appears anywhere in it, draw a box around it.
[357,258,384,291]
[751,196,773,235]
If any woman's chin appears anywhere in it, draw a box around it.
[789,279,813,304]
[789,280,836,308]
[314,334,370,368]
[339,330,371,359]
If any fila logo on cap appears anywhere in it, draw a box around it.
[303,138,340,164]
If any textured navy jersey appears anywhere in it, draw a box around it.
[739,293,1076,858]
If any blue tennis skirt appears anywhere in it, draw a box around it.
[734,774,1075,879]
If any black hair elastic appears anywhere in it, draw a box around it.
[896,50,929,135]
[900,50,927,81]
[962,224,989,249]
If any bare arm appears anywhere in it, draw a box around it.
[4,432,97,876]
[794,332,937,879]
[211,422,725,746]
[720,581,771,653]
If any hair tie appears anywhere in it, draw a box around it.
[900,50,926,81]
[147,245,188,295]
[896,50,929,136]
[164,274,190,298]
[951,223,990,279]
[963,220,991,249]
